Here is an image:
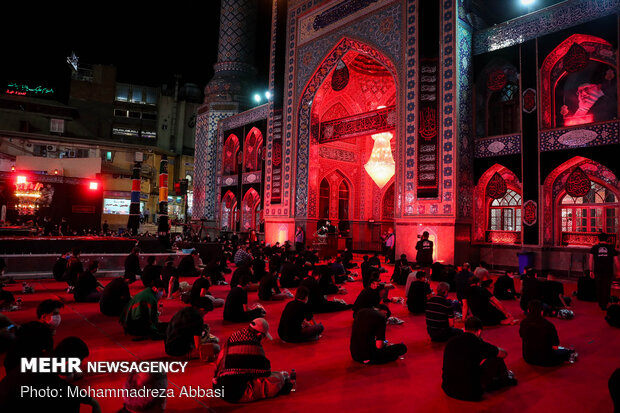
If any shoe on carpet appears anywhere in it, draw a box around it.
[387,316,404,325]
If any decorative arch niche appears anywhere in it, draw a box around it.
[242,188,261,231]
[295,37,399,219]
[223,134,240,175]
[474,164,522,243]
[220,191,238,231]
[541,34,617,129]
[543,156,619,246]
[243,127,263,172]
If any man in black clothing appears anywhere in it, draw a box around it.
[230,263,254,288]
[352,272,385,317]
[407,271,432,314]
[280,257,302,288]
[539,276,571,314]
[161,256,180,299]
[63,248,84,291]
[426,282,462,342]
[190,271,218,310]
[391,254,412,285]
[141,256,162,288]
[223,276,266,322]
[252,253,267,283]
[165,300,214,357]
[100,273,134,316]
[610,368,620,413]
[278,286,324,343]
[519,300,576,366]
[178,249,200,278]
[589,232,620,310]
[415,231,434,275]
[300,271,352,314]
[493,271,519,300]
[350,304,407,364]
[455,262,474,302]
[462,276,514,326]
[342,248,357,269]
[520,268,541,313]
[369,253,387,273]
[73,260,104,302]
[124,247,142,280]
[442,316,517,401]
[52,252,70,281]
[258,270,291,301]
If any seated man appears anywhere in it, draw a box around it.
[328,256,349,284]
[407,271,432,314]
[539,275,571,315]
[462,276,515,326]
[3,321,55,374]
[73,260,104,303]
[278,286,324,343]
[124,247,142,281]
[223,275,266,323]
[100,273,134,317]
[368,253,387,273]
[391,254,411,285]
[191,270,224,308]
[519,300,577,366]
[455,263,474,302]
[53,336,90,383]
[63,248,84,292]
[161,256,180,298]
[36,299,64,335]
[230,263,257,291]
[342,248,358,269]
[213,318,292,403]
[493,272,519,300]
[442,316,517,401]
[426,282,462,342]
[279,258,302,288]
[117,372,168,413]
[520,268,542,313]
[300,270,352,314]
[352,272,394,318]
[141,256,162,288]
[165,300,219,358]
[119,279,167,340]
[258,270,292,301]
[178,249,201,278]
[350,304,407,364]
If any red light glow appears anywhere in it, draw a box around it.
[16,176,27,184]
[563,114,594,127]
[89,181,99,190]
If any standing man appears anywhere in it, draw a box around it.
[415,231,434,276]
[295,226,305,252]
[383,228,395,264]
[589,232,620,310]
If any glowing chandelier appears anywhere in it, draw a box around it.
[364,131,395,189]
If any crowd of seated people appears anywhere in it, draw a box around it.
[2,230,619,411]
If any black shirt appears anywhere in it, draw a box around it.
[590,243,618,275]
[278,300,313,342]
[493,275,517,300]
[141,264,162,287]
[352,287,381,316]
[415,239,434,265]
[223,286,248,322]
[455,270,474,301]
[407,280,432,313]
[426,295,454,331]
[230,265,252,288]
[520,275,541,311]
[442,332,499,401]
[124,253,141,277]
[73,270,99,301]
[300,276,325,310]
[258,273,281,300]
[165,307,204,356]
[519,315,560,366]
[539,280,565,308]
[464,285,495,318]
[178,255,198,276]
[350,308,386,362]
[280,262,300,287]
[100,277,131,315]
[191,277,211,303]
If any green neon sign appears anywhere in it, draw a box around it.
[5,82,55,96]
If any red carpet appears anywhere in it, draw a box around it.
[1,262,618,413]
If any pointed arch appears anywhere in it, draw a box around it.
[543,156,619,246]
[242,188,261,231]
[474,164,522,243]
[220,191,237,231]
[223,134,240,175]
[381,181,395,220]
[295,37,399,218]
[243,127,263,172]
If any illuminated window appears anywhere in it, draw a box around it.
[116,85,129,102]
[560,181,618,234]
[223,134,240,175]
[489,189,522,232]
[338,180,349,220]
[488,82,519,136]
[319,179,330,219]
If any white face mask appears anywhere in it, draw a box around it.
[49,314,61,329]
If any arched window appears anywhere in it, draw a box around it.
[223,134,239,175]
[338,180,349,220]
[382,182,395,220]
[488,83,519,136]
[221,191,237,231]
[319,179,330,219]
[560,181,619,235]
[244,128,263,172]
[242,188,261,231]
[489,189,522,232]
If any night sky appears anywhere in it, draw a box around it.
[1,1,272,98]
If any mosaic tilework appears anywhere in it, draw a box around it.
[540,121,619,152]
[295,37,399,218]
[474,134,521,158]
[472,0,620,55]
[214,105,269,224]
[193,112,209,219]
[296,1,401,98]
[217,0,257,64]
[457,18,474,218]
[403,0,417,216]
[265,0,279,215]
[437,0,456,216]
[204,111,237,221]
